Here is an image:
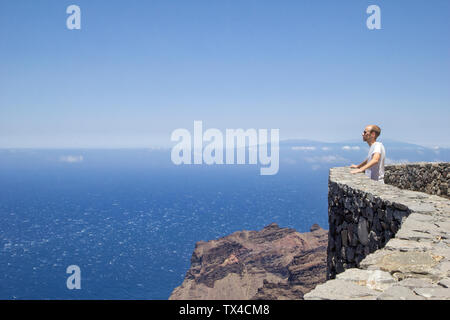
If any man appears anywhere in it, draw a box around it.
[350,125,386,182]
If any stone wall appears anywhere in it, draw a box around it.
[327,170,410,279]
[305,163,450,300]
[385,162,449,199]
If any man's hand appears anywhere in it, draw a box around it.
[350,153,380,174]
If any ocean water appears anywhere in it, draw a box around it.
[0,149,329,299]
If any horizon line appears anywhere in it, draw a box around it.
[0,139,448,150]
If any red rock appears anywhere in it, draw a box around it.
[169,223,328,300]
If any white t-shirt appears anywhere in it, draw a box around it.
[365,141,385,182]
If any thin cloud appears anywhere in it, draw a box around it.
[342,145,360,151]
[59,155,84,163]
[385,158,409,165]
[291,146,316,151]
[304,155,348,163]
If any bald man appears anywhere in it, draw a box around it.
[350,125,386,182]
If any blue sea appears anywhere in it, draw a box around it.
[1,143,447,299]
[0,149,329,299]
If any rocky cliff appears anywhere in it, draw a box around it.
[169,223,328,300]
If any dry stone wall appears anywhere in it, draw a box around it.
[305,163,450,300]
[385,162,449,199]
[326,171,410,279]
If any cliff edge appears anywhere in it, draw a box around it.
[169,223,328,300]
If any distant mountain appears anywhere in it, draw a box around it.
[278,139,450,169]
[280,138,437,150]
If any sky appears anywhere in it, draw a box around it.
[1,0,449,148]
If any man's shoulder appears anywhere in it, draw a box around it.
[370,141,385,154]
[374,141,385,149]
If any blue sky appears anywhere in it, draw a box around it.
[1,0,449,148]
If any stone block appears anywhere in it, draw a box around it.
[413,287,450,299]
[377,286,424,300]
[304,279,378,300]
[357,217,369,246]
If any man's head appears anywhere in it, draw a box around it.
[362,125,381,143]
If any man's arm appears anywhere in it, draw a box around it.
[351,153,381,174]
[350,159,367,169]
